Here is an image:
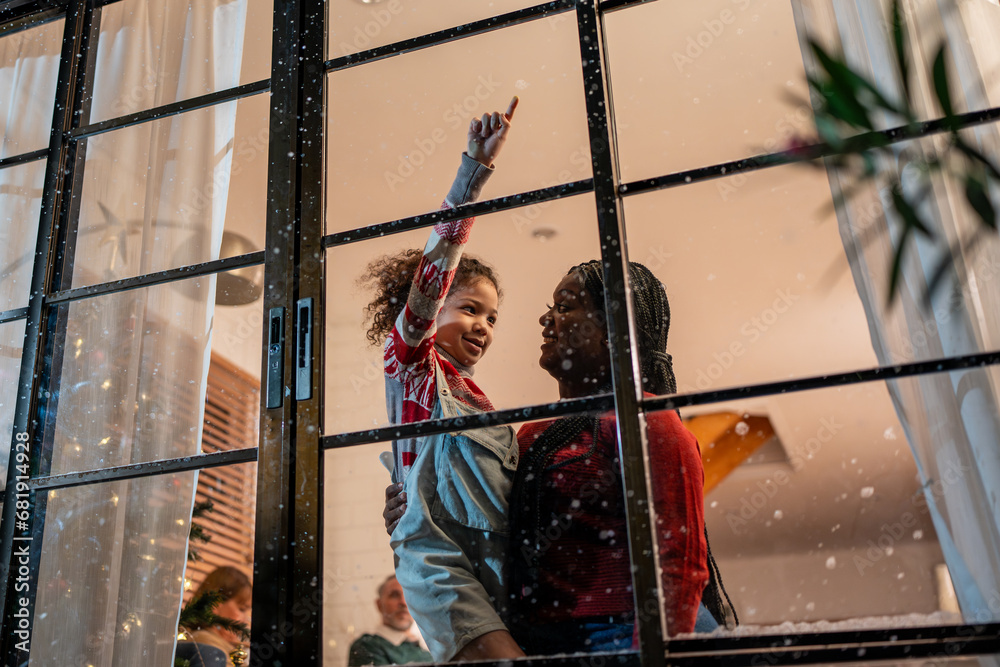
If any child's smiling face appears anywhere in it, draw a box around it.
[435,279,499,367]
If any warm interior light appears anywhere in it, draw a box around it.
[683,411,779,494]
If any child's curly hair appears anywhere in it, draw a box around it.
[359,249,502,346]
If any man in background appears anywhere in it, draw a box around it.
[348,575,431,666]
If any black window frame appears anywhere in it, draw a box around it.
[0,1,998,666]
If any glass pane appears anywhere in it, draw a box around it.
[326,0,544,59]
[0,159,45,310]
[623,158,984,394]
[325,17,591,233]
[29,466,257,666]
[798,0,1000,124]
[0,18,62,159]
[324,371,1000,658]
[69,93,268,289]
[606,0,812,180]
[324,194,601,436]
[323,192,632,661]
[608,0,1000,182]
[89,0,272,123]
[323,443,406,663]
[43,268,262,475]
[178,461,257,664]
[681,372,1000,633]
[0,318,26,488]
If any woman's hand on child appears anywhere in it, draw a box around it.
[383,482,406,535]
[468,95,519,168]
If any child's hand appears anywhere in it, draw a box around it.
[383,482,406,535]
[468,95,518,167]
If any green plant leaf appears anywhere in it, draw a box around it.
[964,173,997,230]
[178,590,251,642]
[810,81,869,132]
[891,187,935,238]
[922,227,988,308]
[187,499,215,560]
[887,224,912,306]
[179,590,225,629]
[892,0,910,103]
[810,39,908,119]
[191,500,215,519]
[862,152,877,177]
[932,44,955,121]
[189,524,212,544]
[955,138,1000,181]
[813,111,845,149]
[809,42,877,130]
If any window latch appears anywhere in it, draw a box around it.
[266,307,284,409]
[295,298,313,401]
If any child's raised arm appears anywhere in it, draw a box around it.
[388,96,518,369]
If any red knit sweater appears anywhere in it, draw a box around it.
[514,409,708,634]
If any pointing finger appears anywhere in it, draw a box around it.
[503,95,519,121]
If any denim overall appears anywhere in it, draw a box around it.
[390,359,518,661]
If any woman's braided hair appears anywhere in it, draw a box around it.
[509,260,738,633]
[358,248,502,346]
[570,259,677,395]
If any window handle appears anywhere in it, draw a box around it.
[266,307,285,409]
[295,298,313,401]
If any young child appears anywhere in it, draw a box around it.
[360,96,524,662]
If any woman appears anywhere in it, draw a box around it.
[186,566,252,666]
[384,261,733,655]
[507,260,728,652]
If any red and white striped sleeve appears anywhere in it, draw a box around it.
[383,154,494,477]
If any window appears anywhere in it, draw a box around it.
[1,1,998,666]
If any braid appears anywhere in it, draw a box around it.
[567,260,677,396]
[507,415,598,629]
[702,530,740,628]
[562,260,738,629]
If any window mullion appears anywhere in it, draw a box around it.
[574,2,665,666]
[251,0,325,664]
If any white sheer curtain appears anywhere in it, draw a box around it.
[0,18,60,159]
[0,20,63,474]
[792,0,1000,624]
[25,1,249,665]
